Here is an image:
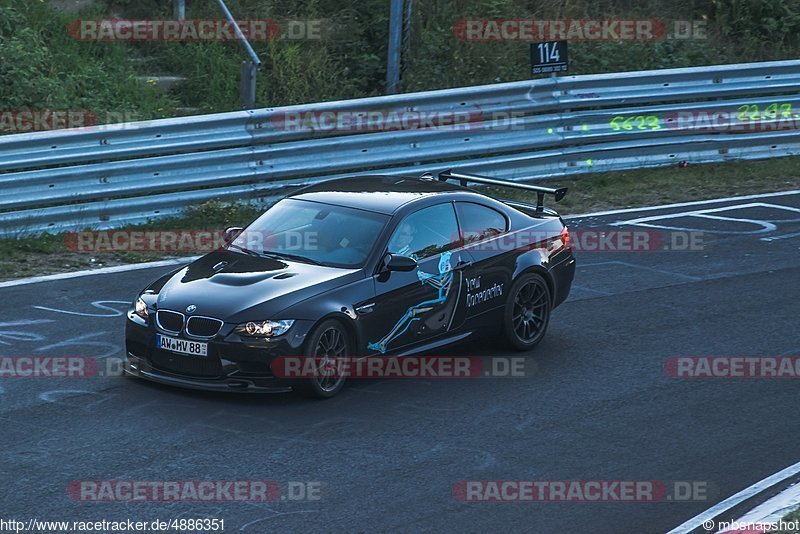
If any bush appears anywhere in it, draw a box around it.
[0,0,175,126]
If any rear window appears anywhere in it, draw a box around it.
[456,202,508,244]
[388,203,461,261]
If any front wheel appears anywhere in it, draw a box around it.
[503,272,551,351]
[293,319,350,399]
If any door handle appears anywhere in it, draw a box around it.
[355,303,375,314]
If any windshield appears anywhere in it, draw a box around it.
[232,198,389,268]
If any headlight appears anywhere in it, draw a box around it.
[235,319,295,337]
[134,297,149,319]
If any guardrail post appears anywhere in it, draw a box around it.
[240,60,257,110]
[173,0,186,20]
[386,0,403,94]
[215,0,262,109]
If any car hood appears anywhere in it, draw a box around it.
[151,249,361,322]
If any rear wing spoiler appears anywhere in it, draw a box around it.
[437,170,567,215]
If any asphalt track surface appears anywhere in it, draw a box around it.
[1,191,799,533]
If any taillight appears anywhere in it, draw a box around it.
[561,226,571,249]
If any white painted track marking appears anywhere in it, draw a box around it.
[667,459,800,533]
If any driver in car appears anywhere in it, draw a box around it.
[390,221,418,261]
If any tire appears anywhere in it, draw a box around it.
[503,272,551,352]
[293,319,350,399]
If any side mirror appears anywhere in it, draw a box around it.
[384,253,417,272]
[223,227,244,247]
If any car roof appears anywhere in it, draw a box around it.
[286,175,470,214]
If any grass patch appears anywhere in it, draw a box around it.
[0,201,262,281]
[771,505,800,533]
[0,0,177,129]
[0,156,798,281]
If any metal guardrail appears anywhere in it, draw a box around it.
[2,59,800,236]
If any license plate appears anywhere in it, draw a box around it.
[157,334,208,357]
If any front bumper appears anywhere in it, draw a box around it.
[125,311,315,393]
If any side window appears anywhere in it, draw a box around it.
[456,202,508,244]
[388,203,461,261]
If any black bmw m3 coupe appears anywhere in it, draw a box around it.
[125,170,575,397]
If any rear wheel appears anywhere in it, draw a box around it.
[503,272,551,351]
[293,319,350,399]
